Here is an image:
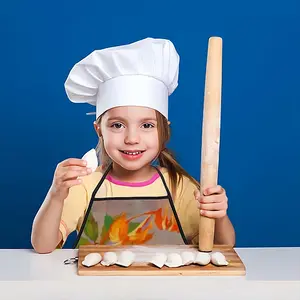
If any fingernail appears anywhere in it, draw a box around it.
[200,210,204,215]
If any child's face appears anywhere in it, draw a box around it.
[100,106,159,171]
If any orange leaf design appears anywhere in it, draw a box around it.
[107,213,154,245]
[168,215,179,232]
[108,213,129,244]
[146,206,179,232]
[128,215,154,244]
[105,204,179,245]
[153,208,163,230]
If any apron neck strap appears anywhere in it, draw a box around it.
[153,166,173,200]
[90,162,113,199]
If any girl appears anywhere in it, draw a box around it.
[31,38,235,253]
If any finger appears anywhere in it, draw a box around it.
[200,209,226,219]
[57,166,89,175]
[59,158,87,168]
[61,178,82,189]
[200,194,225,203]
[203,185,224,195]
[65,166,92,172]
[56,166,92,178]
[194,189,201,200]
[198,201,227,211]
[60,169,90,181]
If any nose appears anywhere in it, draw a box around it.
[124,128,140,144]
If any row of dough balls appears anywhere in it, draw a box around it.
[82,250,229,268]
[151,251,228,268]
[83,251,134,268]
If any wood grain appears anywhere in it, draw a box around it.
[199,37,223,252]
[78,245,245,276]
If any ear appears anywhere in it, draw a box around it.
[168,120,171,125]
[93,121,101,137]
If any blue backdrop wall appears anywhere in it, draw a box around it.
[1,1,299,249]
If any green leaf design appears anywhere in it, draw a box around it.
[104,215,114,230]
[78,236,91,246]
[128,222,140,233]
[99,214,114,244]
[84,213,98,242]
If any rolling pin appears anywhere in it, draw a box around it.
[199,37,223,252]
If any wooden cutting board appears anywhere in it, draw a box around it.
[77,244,246,276]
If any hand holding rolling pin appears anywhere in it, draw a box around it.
[194,186,228,219]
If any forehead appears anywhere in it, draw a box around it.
[103,106,157,120]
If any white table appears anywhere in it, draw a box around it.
[0,247,299,300]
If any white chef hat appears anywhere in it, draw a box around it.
[64,37,179,119]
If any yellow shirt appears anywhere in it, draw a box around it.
[58,166,200,247]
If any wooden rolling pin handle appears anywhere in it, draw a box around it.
[198,36,222,252]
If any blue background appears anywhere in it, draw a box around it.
[1,1,299,249]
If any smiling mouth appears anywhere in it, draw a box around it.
[119,150,146,156]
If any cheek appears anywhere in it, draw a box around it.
[103,134,120,149]
[101,130,119,150]
[145,132,159,149]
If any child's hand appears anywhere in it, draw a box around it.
[194,185,228,219]
[49,158,91,201]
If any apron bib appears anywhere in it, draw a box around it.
[73,164,187,248]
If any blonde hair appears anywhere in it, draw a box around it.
[95,110,200,198]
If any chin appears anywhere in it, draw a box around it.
[116,160,150,171]
[110,151,157,171]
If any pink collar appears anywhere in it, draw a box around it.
[106,173,160,187]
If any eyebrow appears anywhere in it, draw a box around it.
[107,117,157,123]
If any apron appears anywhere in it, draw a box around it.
[72,163,188,248]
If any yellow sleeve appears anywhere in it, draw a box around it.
[57,183,89,248]
[175,176,200,245]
